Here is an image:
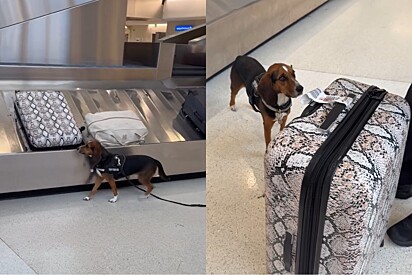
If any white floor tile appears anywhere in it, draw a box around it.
[0,179,205,274]
[249,0,412,83]
[0,239,35,274]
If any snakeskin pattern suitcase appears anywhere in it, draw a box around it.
[265,78,410,274]
[15,90,83,150]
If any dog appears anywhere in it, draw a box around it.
[77,139,169,203]
[229,55,304,147]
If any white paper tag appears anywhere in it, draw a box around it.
[300,88,354,106]
[300,88,322,105]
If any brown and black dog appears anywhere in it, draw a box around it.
[77,139,169,203]
[229,55,303,147]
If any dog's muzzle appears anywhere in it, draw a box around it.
[296,84,304,95]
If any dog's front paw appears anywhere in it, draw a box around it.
[108,196,118,203]
[230,105,237,112]
[83,196,91,201]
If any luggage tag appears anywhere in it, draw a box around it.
[301,88,355,134]
[300,88,354,106]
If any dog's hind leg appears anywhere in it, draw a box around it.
[138,166,156,197]
[229,67,244,112]
[137,176,153,198]
[141,179,153,197]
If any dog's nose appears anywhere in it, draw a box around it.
[296,85,304,95]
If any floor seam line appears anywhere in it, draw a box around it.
[207,66,412,85]
[0,236,38,274]
[268,67,412,85]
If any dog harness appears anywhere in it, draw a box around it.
[94,154,125,178]
[250,73,292,122]
[249,73,265,112]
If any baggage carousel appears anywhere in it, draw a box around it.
[0,80,206,194]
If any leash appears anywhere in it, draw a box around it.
[123,175,206,208]
[91,155,205,208]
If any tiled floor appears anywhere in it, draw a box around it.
[206,0,412,273]
[0,178,206,274]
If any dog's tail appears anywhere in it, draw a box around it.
[233,55,243,67]
[235,55,243,61]
[155,160,171,181]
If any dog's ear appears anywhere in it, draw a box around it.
[88,140,102,157]
[257,71,275,94]
[271,71,278,83]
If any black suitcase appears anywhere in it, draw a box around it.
[181,89,206,136]
[397,83,412,198]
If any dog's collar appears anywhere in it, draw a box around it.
[252,73,292,113]
[261,97,292,113]
[249,73,292,114]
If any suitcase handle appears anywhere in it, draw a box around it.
[318,94,356,133]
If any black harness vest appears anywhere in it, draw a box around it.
[248,73,292,118]
[95,154,126,179]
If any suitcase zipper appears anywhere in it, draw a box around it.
[295,86,387,274]
[87,116,142,128]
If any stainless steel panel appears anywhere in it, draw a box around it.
[0,79,205,193]
[206,0,328,78]
[107,90,160,144]
[0,92,24,153]
[88,90,113,112]
[80,91,102,113]
[0,0,95,29]
[156,42,176,80]
[0,65,158,80]
[126,89,182,143]
[146,89,185,140]
[189,35,206,46]
[0,79,204,91]
[160,24,206,44]
[161,77,206,89]
[174,44,206,67]
[206,0,259,23]
[0,85,203,151]
[0,0,127,66]
[0,140,205,194]
[61,91,86,126]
